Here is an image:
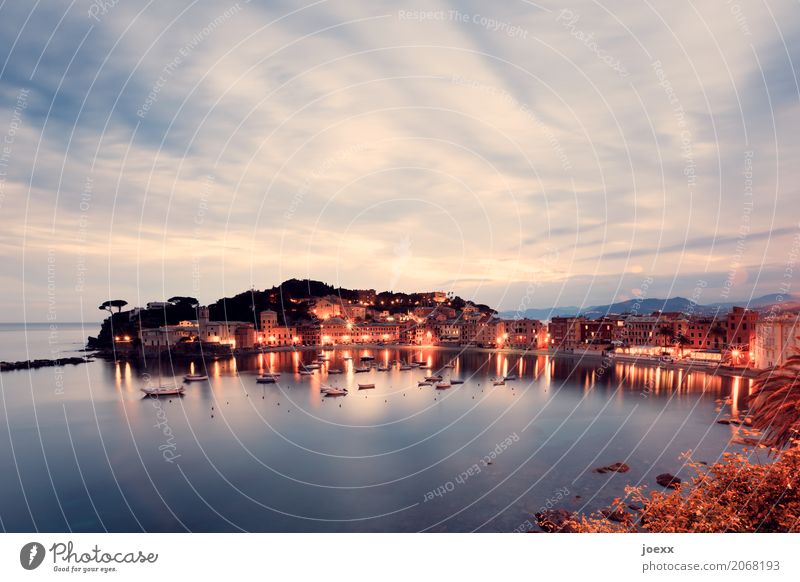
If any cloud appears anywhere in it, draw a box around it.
[1,0,799,320]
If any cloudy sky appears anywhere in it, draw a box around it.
[1,0,799,321]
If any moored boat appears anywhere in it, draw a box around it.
[141,385,185,397]
[183,373,208,382]
[358,383,375,390]
[256,374,277,383]
[327,368,343,374]
[354,366,370,373]
[435,381,452,389]
[322,387,348,396]
[450,378,464,384]
[493,379,506,386]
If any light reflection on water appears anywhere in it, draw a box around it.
[0,330,754,532]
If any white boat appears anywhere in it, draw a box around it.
[425,375,443,381]
[493,379,506,386]
[183,373,208,382]
[354,366,370,373]
[450,378,464,384]
[435,381,452,389]
[377,365,390,372]
[418,380,432,386]
[410,362,420,368]
[141,385,185,397]
[328,368,343,374]
[503,374,518,381]
[358,383,376,390]
[306,363,321,369]
[299,369,314,376]
[256,375,277,383]
[323,387,348,397]
[399,365,412,371]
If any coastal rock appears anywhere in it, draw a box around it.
[593,462,630,474]
[656,473,682,489]
[535,509,578,533]
[0,357,91,372]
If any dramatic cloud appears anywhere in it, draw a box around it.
[1,0,798,320]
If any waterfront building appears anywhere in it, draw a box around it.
[548,316,585,349]
[725,306,759,353]
[139,320,199,351]
[754,313,800,368]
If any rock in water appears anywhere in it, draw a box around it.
[656,473,682,489]
[593,462,630,474]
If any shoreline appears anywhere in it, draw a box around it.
[95,342,757,378]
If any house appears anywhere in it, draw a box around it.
[754,313,800,369]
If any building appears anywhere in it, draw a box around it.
[725,306,759,353]
[342,304,367,321]
[139,321,199,351]
[504,318,547,349]
[259,310,298,347]
[310,296,342,320]
[754,313,800,369]
[548,316,585,349]
[197,306,254,348]
[621,315,659,346]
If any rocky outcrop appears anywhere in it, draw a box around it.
[0,356,91,372]
[593,462,630,474]
[656,473,682,489]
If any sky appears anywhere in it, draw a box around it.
[0,0,799,322]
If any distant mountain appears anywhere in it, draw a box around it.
[499,294,797,320]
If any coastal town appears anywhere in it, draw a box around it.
[90,279,800,373]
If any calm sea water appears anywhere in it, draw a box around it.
[0,323,754,532]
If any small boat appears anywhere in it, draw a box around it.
[306,363,321,369]
[503,374,518,381]
[256,374,277,383]
[323,387,348,396]
[377,365,390,372]
[399,365,412,371]
[343,356,353,360]
[410,362,420,368]
[418,380,432,386]
[328,368,343,374]
[141,385,185,397]
[358,383,376,390]
[299,369,314,376]
[354,366,370,373]
[435,381,452,389]
[425,375,443,381]
[183,373,208,382]
[450,378,464,384]
[493,379,506,386]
